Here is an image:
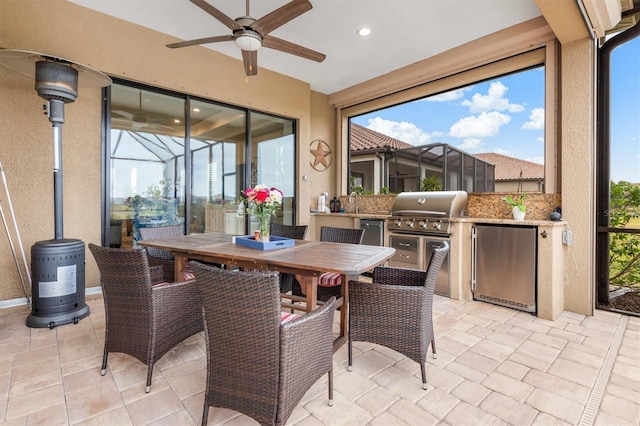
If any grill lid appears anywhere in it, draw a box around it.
[390,191,468,218]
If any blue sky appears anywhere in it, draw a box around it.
[352,37,639,184]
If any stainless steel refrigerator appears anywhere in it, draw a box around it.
[472,224,537,314]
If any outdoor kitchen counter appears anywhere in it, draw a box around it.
[309,212,391,242]
[449,217,569,321]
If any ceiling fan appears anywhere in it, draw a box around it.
[166,0,326,76]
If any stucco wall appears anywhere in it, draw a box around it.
[0,0,333,301]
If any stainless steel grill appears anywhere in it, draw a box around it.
[386,191,467,297]
[387,191,468,236]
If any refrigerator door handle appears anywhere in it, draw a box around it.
[471,227,477,291]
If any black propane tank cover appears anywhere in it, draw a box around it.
[26,238,90,329]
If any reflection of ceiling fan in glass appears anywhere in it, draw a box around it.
[112,92,177,132]
[166,0,325,76]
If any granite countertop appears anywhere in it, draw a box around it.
[310,212,391,219]
[452,217,567,226]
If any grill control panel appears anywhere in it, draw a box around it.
[388,216,450,235]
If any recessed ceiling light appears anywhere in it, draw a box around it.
[173,119,181,124]
[193,107,200,112]
[357,27,372,37]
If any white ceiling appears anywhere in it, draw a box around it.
[67,0,543,94]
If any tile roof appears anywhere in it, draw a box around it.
[350,123,413,151]
[474,152,544,181]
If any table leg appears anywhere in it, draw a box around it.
[174,254,187,282]
[305,276,318,313]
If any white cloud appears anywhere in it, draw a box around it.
[522,108,545,130]
[366,117,433,145]
[537,137,544,143]
[527,156,545,164]
[494,148,511,156]
[461,81,525,113]
[457,138,483,152]
[427,87,469,102]
[448,111,511,138]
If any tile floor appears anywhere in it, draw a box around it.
[0,294,639,425]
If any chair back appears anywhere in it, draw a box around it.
[270,223,308,240]
[139,224,184,259]
[424,241,449,293]
[190,261,282,425]
[320,226,365,244]
[88,244,154,333]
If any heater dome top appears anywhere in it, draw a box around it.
[0,49,111,88]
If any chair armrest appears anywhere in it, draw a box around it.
[149,265,164,284]
[279,297,337,416]
[151,279,203,335]
[372,266,427,287]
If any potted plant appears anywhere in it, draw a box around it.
[503,193,526,220]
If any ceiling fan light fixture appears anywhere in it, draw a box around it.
[357,27,372,37]
[234,31,262,51]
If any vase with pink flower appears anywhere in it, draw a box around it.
[241,184,283,242]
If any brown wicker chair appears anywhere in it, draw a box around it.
[189,261,336,426]
[138,224,184,282]
[88,243,203,393]
[270,223,308,293]
[292,226,365,302]
[347,241,449,389]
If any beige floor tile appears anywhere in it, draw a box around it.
[484,330,528,348]
[527,331,568,350]
[305,392,373,426]
[565,323,614,341]
[386,398,439,425]
[73,406,133,426]
[5,383,65,420]
[66,380,124,424]
[522,369,591,404]
[425,365,464,393]
[451,380,490,406]
[444,361,487,383]
[481,371,534,402]
[594,411,638,426]
[152,409,198,425]
[167,369,206,400]
[416,387,460,420]
[469,338,513,362]
[558,346,606,369]
[495,359,530,381]
[605,383,640,406]
[369,411,410,425]
[9,371,62,399]
[480,392,538,425]
[455,351,499,375]
[546,327,586,344]
[125,388,184,425]
[599,394,640,424]
[372,366,429,403]
[547,358,599,388]
[525,388,583,424]
[348,346,396,379]
[25,402,68,425]
[444,400,507,425]
[10,357,61,384]
[516,340,561,365]
[354,386,399,417]
[531,411,572,425]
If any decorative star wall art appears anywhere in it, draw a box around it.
[310,139,331,171]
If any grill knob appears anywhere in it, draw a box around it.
[433,222,442,230]
[395,219,402,227]
[419,221,427,228]
[407,219,414,228]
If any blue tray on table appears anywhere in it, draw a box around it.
[234,235,295,250]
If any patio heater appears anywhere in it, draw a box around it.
[0,50,111,328]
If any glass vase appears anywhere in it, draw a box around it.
[259,215,271,242]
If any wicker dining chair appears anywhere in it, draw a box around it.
[138,224,184,282]
[292,226,365,302]
[189,261,336,426]
[269,223,308,293]
[88,243,203,393]
[347,241,449,390]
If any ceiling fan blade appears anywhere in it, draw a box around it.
[189,0,242,31]
[167,34,234,49]
[262,35,325,62]
[241,50,258,76]
[252,0,312,36]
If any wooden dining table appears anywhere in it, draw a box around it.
[137,232,395,350]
